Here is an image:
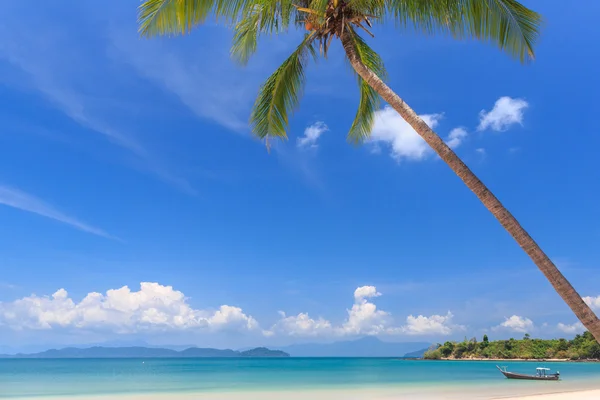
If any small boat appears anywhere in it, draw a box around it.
[497,365,560,381]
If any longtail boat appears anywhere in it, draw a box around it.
[496,365,560,381]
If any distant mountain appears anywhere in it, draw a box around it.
[0,346,289,359]
[403,347,430,358]
[0,342,199,354]
[276,337,431,357]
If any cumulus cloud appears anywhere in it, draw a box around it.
[341,286,389,336]
[583,295,600,310]
[297,122,328,149]
[1,283,463,340]
[0,282,258,333]
[446,127,468,149]
[400,312,460,336]
[266,311,334,337]
[478,97,529,132]
[268,286,457,338]
[557,322,585,335]
[369,106,443,161]
[353,286,381,302]
[494,315,534,333]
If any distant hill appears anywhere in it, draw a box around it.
[240,347,289,357]
[277,337,431,357]
[403,347,431,358]
[0,342,202,354]
[0,346,289,359]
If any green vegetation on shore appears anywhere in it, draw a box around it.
[424,332,600,361]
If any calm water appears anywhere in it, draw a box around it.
[2,358,600,398]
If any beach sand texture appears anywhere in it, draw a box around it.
[14,388,600,400]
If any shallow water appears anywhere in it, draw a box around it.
[1,358,600,398]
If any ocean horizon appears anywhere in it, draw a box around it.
[3,358,600,399]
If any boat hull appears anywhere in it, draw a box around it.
[500,371,560,381]
[496,366,560,381]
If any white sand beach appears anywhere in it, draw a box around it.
[501,390,600,399]
[16,388,600,400]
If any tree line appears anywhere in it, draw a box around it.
[424,332,600,360]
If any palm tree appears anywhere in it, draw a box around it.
[138,0,600,342]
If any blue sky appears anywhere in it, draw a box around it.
[1,0,600,351]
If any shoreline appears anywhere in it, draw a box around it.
[11,385,600,400]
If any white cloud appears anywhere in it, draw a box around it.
[297,122,328,148]
[0,282,258,333]
[446,127,468,149]
[583,295,600,310]
[1,283,464,340]
[341,286,389,336]
[400,312,460,336]
[353,286,381,302]
[557,322,585,335]
[266,311,333,337]
[0,185,115,240]
[494,315,534,333]
[476,148,486,157]
[269,286,457,338]
[369,106,443,161]
[478,97,529,132]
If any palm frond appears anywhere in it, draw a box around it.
[345,28,387,143]
[231,1,300,65]
[305,0,330,25]
[231,5,262,65]
[385,0,542,62]
[250,33,318,140]
[347,0,386,16]
[138,0,253,37]
[468,0,541,61]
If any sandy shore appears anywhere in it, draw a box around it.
[15,388,600,400]
[500,390,600,399]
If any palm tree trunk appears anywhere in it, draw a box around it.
[341,34,600,343]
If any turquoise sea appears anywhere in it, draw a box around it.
[2,358,600,398]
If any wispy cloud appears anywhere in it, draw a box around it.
[270,141,327,192]
[107,25,298,135]
[0,185,116,240]
[0,282,17,290]
[109,28,252,133]
[0,2,195,195]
